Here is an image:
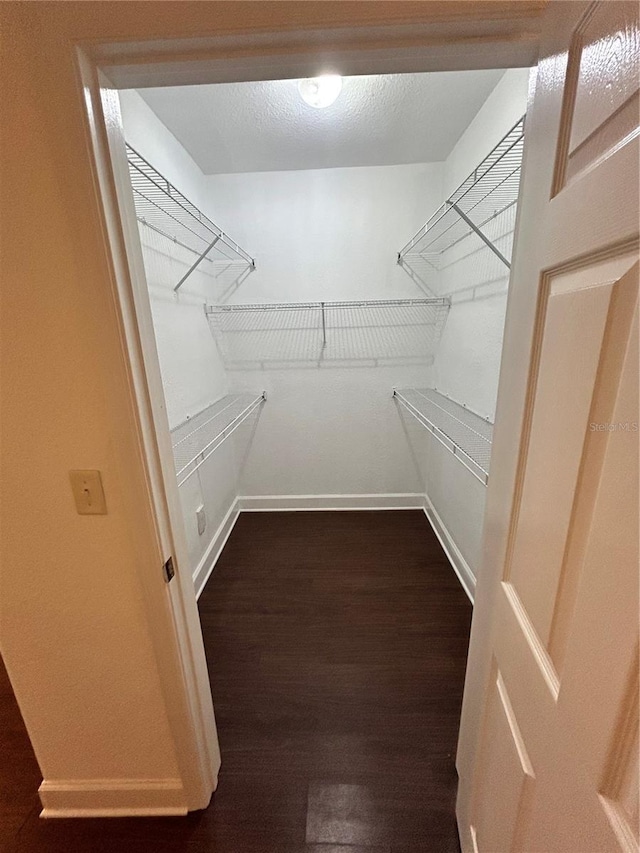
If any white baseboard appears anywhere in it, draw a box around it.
[423,495,476,603]
[39,778,187,818]
[193,499,240,600]
[237,493,425,512]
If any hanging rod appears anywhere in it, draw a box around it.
[393,387,493,485]
[397,116,525,268]
[171,392,266,487]
[126,144,255,292]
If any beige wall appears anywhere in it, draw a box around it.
[0,5,189,812]
[0,1,542,816]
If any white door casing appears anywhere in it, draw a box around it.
[457,2,639,852]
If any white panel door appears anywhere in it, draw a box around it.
[456,2,639,851]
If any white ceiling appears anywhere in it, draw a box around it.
[137,70,505,175]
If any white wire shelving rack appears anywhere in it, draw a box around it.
[397,116,525,273]
[170,392,265,487]
[393,387,493,485]
[205,298,451,368]
[126,144,255,293]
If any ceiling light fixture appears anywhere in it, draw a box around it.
[298,75,343,109]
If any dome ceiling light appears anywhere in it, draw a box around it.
[298,75,343,109]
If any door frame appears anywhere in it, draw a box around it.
[76,20,540,810]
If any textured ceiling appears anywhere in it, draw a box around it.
[137,70,505,175]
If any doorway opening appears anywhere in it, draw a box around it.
[109,66,530,845]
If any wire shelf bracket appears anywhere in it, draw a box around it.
[446,201,511,268]
[393,387,493,485]
[126,144,255,293]
[170,392,266,487]
[397,116,525,271]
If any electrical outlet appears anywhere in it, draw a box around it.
[196,505,206,536]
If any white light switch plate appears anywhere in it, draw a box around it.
[69,470,107,515]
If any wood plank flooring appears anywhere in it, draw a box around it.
[0,656,42,852]
[1,510,472,852]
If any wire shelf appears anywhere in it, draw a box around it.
[205,299,451,368]
[394,387,493,485]
[126,145,255,291]
[170,392,265,486]
[398,116,525,270]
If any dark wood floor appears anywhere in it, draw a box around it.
[1,511,471,852]
[0,655,42,852]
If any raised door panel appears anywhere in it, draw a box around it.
[599,657,640,853]
[506,251,636,650]
[471,668,534,853]
[557,1,640,187]
[523,298,638,852]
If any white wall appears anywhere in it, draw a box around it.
[120,90,231,426]
[422,68,530,580]
[436,68,529,417]
[206,163,442,302]
[119,90,239,579]
[119,90,214,219]
[205,162,444,497]
[443,68,531,197]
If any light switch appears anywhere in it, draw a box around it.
[69,470,107,515]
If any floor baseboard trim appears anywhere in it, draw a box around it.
[237,494,425,512]
[38,778,187,818]
[193,499,240,600]
[423,496,476,604]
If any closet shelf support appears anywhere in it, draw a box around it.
[174,235,221,292]
[447,202,511,269]
[321,301,327,347]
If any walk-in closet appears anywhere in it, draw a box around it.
[115,71,530,843]
[118,68,528,604]
[116,71,529,843]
